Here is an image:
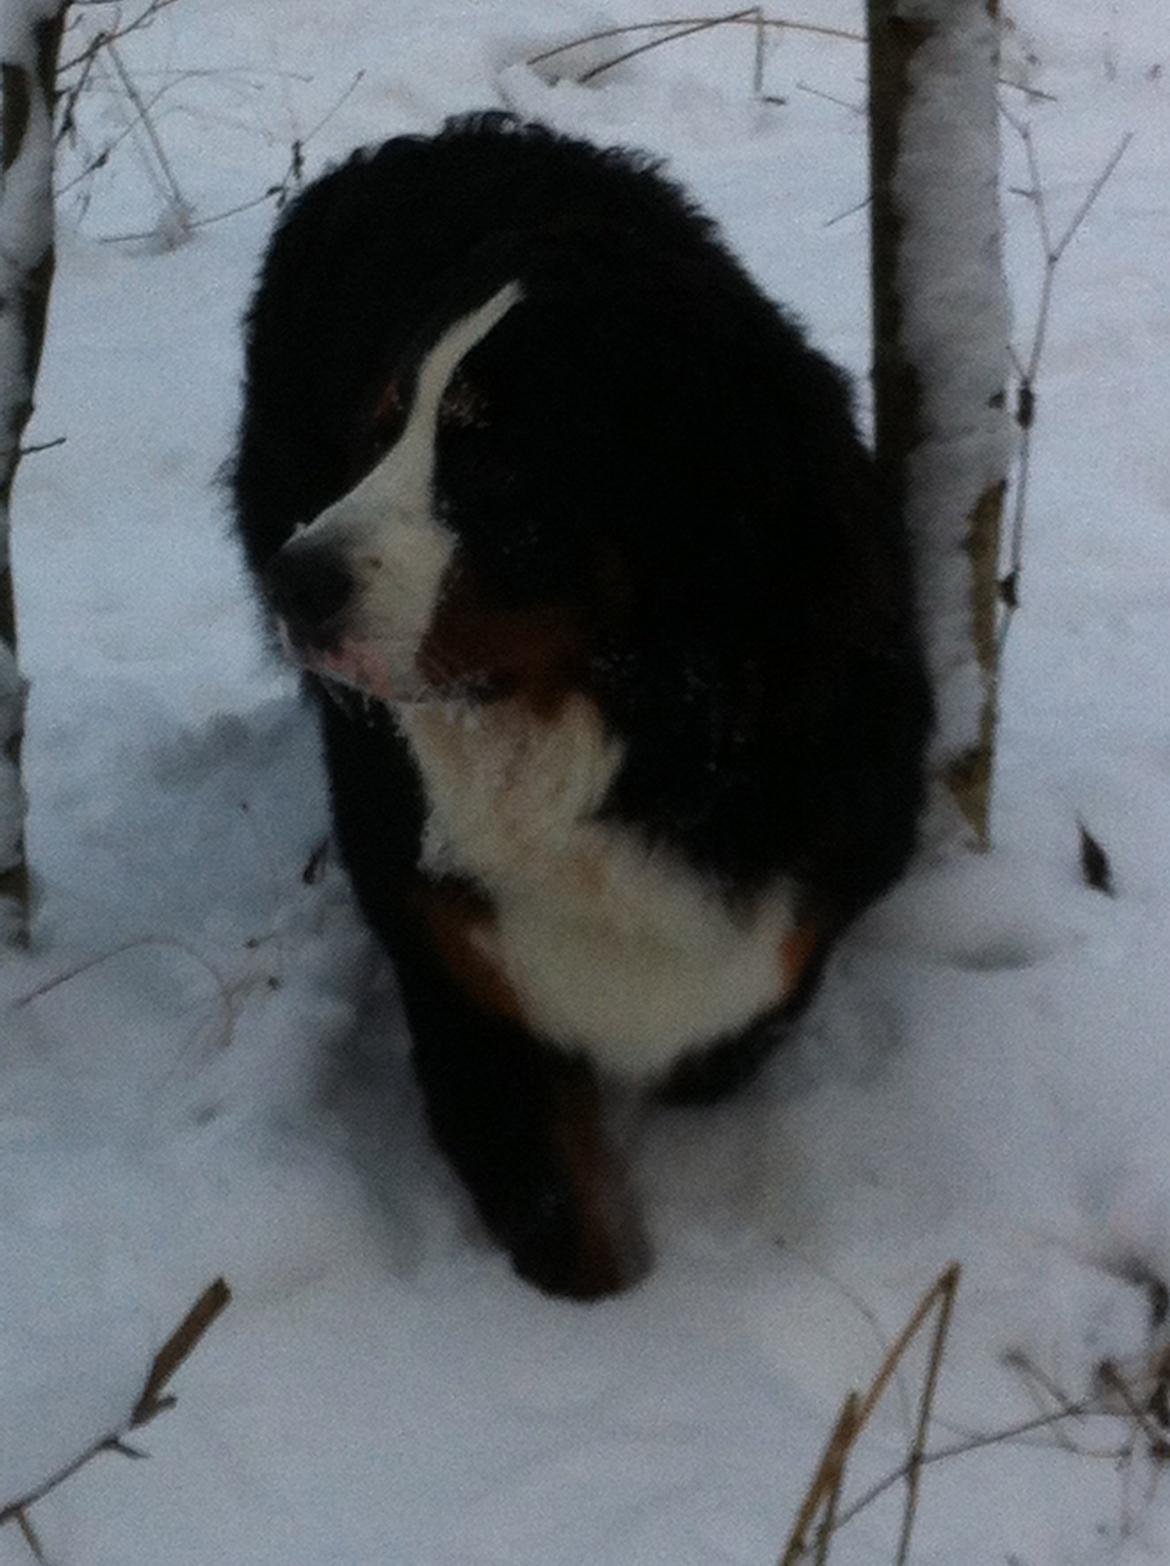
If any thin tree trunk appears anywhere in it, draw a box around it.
[0,1,67,945]
[867,0,1010,848]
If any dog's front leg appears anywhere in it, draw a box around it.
[406,975,648,1300]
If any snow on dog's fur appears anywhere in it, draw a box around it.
[233,113,932,1299]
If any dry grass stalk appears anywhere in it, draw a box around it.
[778,1263,960,1564]
[782,1260,1170,1563]
[781,1392,862,1566]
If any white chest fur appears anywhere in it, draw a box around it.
[397,696,799,1078]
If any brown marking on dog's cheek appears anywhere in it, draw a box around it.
[780,921,821,997]
[418,562,589,716]
[549,1070,649,1299]
[416,879,525,1025]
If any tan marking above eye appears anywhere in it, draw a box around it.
[372,378,403,428]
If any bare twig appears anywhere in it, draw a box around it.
[831,1399,1096,1536]
[997,114,1134,646]
[56,36,103,145]
[59,0,180,74]
[527,14,863,73]
[577,8,758,86]
[93,186,273,244]
[13,933,245,1055]
[794,80,864,114]
[526,15,1056,99]
[94,69,366,242]
[829,1363,1165,1543]
[1004,1346,1085,1454]
[823,192,871,229]
[17,931,226,1007]
[58,73,193,195]
[1098,1361,1170,1458]
[1052,133,1136,264]
[1151,1348,1170,1431]
[104,36,190,229]
[298,66,364,145]
[18,435,65,457]
[15,1509,46,1564]
[752,7,766,97]
[0,1280,231,1536]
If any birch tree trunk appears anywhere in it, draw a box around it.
[867,0,1011,848]
[0,1,67,944]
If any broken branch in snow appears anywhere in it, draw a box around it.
[0,1278,231,1546]
[997,113,1134,648]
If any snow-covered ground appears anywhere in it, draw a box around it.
[3,2,1169,1561]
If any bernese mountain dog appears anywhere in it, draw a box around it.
[232,113,932,1299]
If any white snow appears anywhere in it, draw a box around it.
[2,2,1169,1563]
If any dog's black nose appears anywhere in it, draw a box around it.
[264,541,354,648]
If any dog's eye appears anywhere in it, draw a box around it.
[439,372,489,430]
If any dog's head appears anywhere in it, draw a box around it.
[262,233,799,712]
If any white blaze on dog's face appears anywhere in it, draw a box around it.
[285,281,523,702]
